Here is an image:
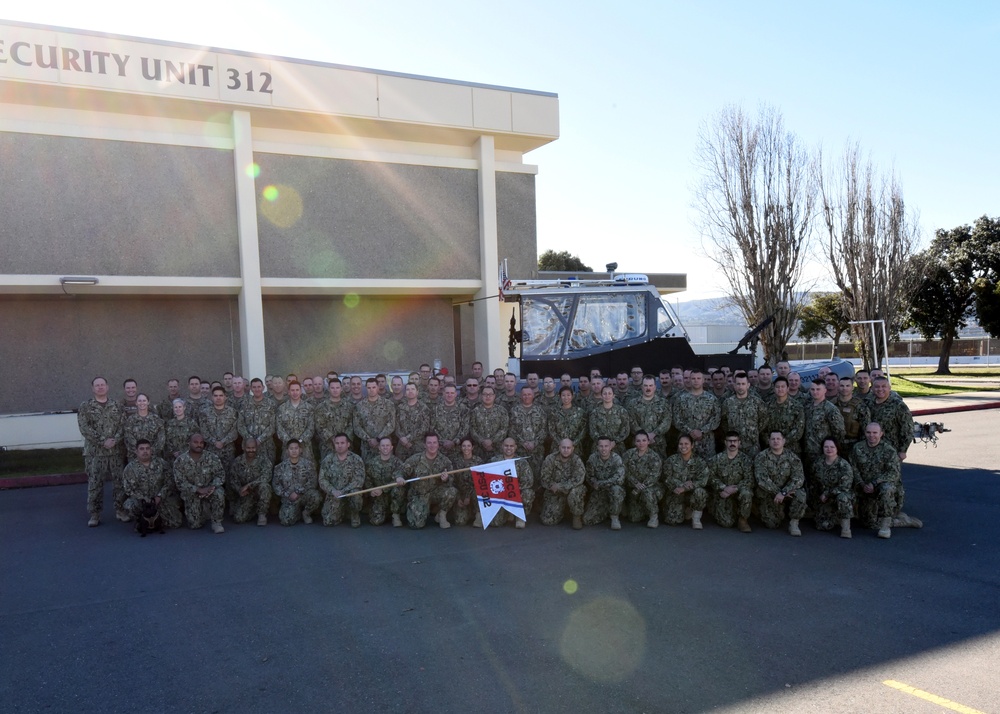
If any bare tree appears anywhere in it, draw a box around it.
[817,143,921,369]
[694,104,816,362]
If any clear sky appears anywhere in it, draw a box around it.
[4,1,997,300]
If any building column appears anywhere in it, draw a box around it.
[231,110,267,380]
[475,135,503,372]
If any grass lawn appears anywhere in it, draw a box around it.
[893,367,1000,378]
[890,377,989,398]
[0,448,84,478]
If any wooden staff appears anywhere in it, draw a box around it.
[336,457,526,499]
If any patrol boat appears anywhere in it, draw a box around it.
[499,263,756,378]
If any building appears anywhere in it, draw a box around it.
[0,19,558,447]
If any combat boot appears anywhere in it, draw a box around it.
[877,517,892,539]
[572,515,583,530]
[116,509,131,522]
[691,510,703,530]
[788,519,802,537]
[610,515,621,530]
[436,510,451,529]
[302,511,313,525]
[88,514,100,527]
[351,514,361,528]
[647,513,659,529]
[257,514,267,527]
[472,512,482,528]
[211,521,225,534]
[840,518,852,539]
[392,513,403,528]
[515,518,526,529]
[738,517,752,533]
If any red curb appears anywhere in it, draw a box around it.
[911,402,1000,417]
[0,472,87,489]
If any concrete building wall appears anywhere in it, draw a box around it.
[496,171,537,279]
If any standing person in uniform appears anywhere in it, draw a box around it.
[124,393,165,462]
[78,376,125,526]
[239,378,277,466]
[470,385,508,461]
[672,370,721,459]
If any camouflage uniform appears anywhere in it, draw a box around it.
[271,457,323,526]
[498,391,520,415]
[238,398,277,465]
[547,405,587,453]
[851,440,903,528]
[707,451,754,528]
[313,399,354,462]
[588,404,631,454]
[227,453,273,523]
[184,396,209,420]
[157,396,179,421]
[318,451,366,526]
[623,447,663,523]
[628,396,672,458]
[810,456,855,531]
[163,417,198,465]
[662,453,709,525]
[276,400,315,459]
[672,391,721,459]
[486,453,535,526]
[198,405,240,475]
[354,397,397,461]
[451,454,483,526]
[803,400,846,465]
[835,395,872,449]
[537,393,559,416]
[365,453,406,526]
[509,402,547,477]
[77,397,125,518]
[870,396,913,458]
[395,400,431,461]
[721,395,767,456]
[753,449,806,529]
[122,456,183,528]
[470,404,509,461]
[124,413,165,461]
[539,452,587,526]
[398,451,457,529]
[765,397,805,454]
[432,401,470,461]
[172,451,226,529]
[582,452,626,526]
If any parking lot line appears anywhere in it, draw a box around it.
[883,680,986,714]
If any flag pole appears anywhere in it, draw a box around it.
[336,457,526,499]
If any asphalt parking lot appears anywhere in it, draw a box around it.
[1,409,998,714]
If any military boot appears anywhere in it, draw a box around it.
[88,514,100,527]
[840,518,852,539]
[788,519,802,537]
[572,515,583,530]
[472,512,482,528]
[691,510,703,530]
[515,518,526,529]
[647,512,659,529]
[877,517,892,539]
[392,513,403,528]
[436,510,451,529]
[738,517,752,533]
[610,515,621,530]
[257,514,267,527]
[211,521,225,534]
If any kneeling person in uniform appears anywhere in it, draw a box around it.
[227,438,273,526]
[583,436,626,530]
[754,431,806,536]
[707,431,754,533]
[173,433,226,534]
[539,438,587,529]
[319,433,366,527]
[122,439,183,529]
[395,433,457,529]
[272,439,322,526]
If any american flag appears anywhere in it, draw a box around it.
[498,259,512,301]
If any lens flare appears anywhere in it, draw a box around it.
[382,340,405,362]
[260,184,303,229]
[563,579,578,595]
[344,293,360,309]
[245,163,261,179]
[560,597,646,683]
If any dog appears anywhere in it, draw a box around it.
[135,500,165,537]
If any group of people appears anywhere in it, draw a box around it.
[76,358,917,539]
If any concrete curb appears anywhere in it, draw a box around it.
[0,472,87,490]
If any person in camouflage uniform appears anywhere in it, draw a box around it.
[395,433,457,529]
[470,386,509,462]
[754,431,806,536]
[199,386,240,476]
[539,438,587,528]
[276,381,315,460]
[156,378,182,421]
[78,376,126,526]
[498,373,520,414]
[164,398,199,465]
[318,433,366,527]
[172,433,226,533]
[765,377,805,454]
[239,378,277,466]
[811,437,854,538]
[672,370,721,459]
[851,422,903,538]
[124,394,165,461]
[483,437,534,528]
[121,439,183,528]
[227,438,273,526]
[366,436,406,527]
[395,382,431,461]
[662,434,710,528]
[589,386,631,456]
[537,376,559,415]
[869,378,913,462]
[313,377,354,463]
[509,386,547,483]
[721,372,766,457]
[432,384,470,462]
[583,436,626,529]
[451,437,483,527]
[786,372,811,408]
[707,431,754,532]
[628,377,672,459]
[623,431,663,527]
[803,379,846,470]
[271,439,323,526]
[354,378,397,461]
[548,387,587,455]
[835,376,871,451]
